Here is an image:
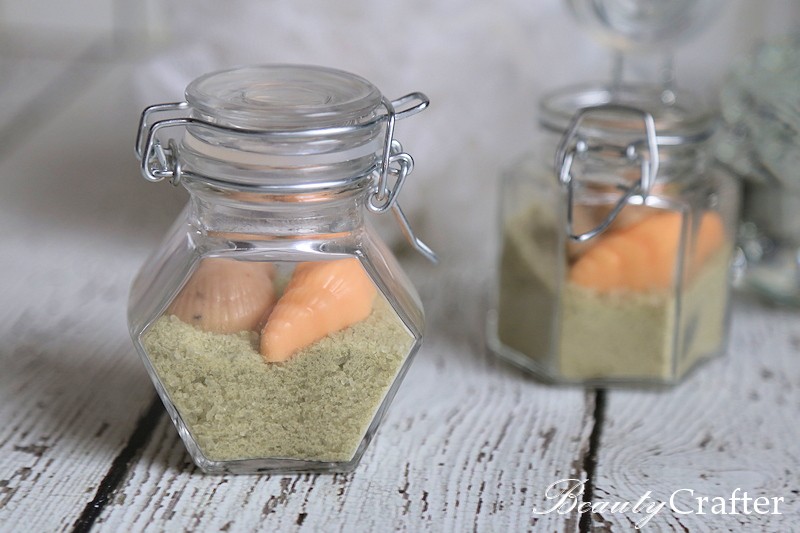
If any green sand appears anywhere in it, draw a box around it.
[498,204,731,382]
[143,298,413,463]
[559,249,730,380]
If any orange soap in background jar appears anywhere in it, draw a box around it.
[488,86,740,387]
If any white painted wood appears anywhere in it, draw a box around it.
[95,267,593,532]
[1,45,799,533]
[0,234,153,531]
[591,296,800,531]
[0,58,594,531]
[0,65,182,530]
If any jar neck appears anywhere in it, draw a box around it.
[186,181,369,239]
[180,129,381,189]
[179,126,378,238]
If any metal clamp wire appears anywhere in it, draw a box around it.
[133,92,438,263]
[375,97,397,204]
[561,152,648,242]
[369,140,415,213]
[555,104,659,242]
[135,95,429,185]
[135,102,189,160]
[139,117,195,182]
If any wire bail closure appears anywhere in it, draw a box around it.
[555,104,660,243]
[134,93,438,263]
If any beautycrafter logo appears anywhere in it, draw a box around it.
[532,479,786,529]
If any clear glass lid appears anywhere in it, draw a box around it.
[185,65,384,131]
[176,65,391,183]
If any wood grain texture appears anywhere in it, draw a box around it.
[2,50,799,533]
[94,267,593,532]
[590,295,800,532]
[0,64,182,531]
[0,228,156,531]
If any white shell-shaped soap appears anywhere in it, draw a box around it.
[167,258,276,334]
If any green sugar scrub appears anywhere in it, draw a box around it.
[143,297,413,463]
[497,203,561,367]
[559,249,730,380]
[497,204,731,382]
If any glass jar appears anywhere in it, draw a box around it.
[717,34,800,307]
[128,65,435,474]
[488,84,740,386]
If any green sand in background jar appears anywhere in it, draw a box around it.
[144,296,412,463]
[497,204,732,382]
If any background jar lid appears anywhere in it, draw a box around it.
[539,83,716,147]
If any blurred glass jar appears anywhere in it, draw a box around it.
[129,65,434,473]
[717,34,800,307]
[488,84,740,386]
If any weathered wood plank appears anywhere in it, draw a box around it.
[590,296,800,531]
[0,64,183,530]
[9,43,799,533]
[95,268,594,532]
[0,230,158,531]
[0,55,594,530]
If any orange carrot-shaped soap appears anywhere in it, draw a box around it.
[569,211,725,292]
[259,258,377,362]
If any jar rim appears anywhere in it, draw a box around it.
[539,83,716,145]
[185,64,384,131]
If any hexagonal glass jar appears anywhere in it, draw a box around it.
[128,65,428,474]
[487,85,740,387]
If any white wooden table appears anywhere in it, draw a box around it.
[1,55,798,533]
